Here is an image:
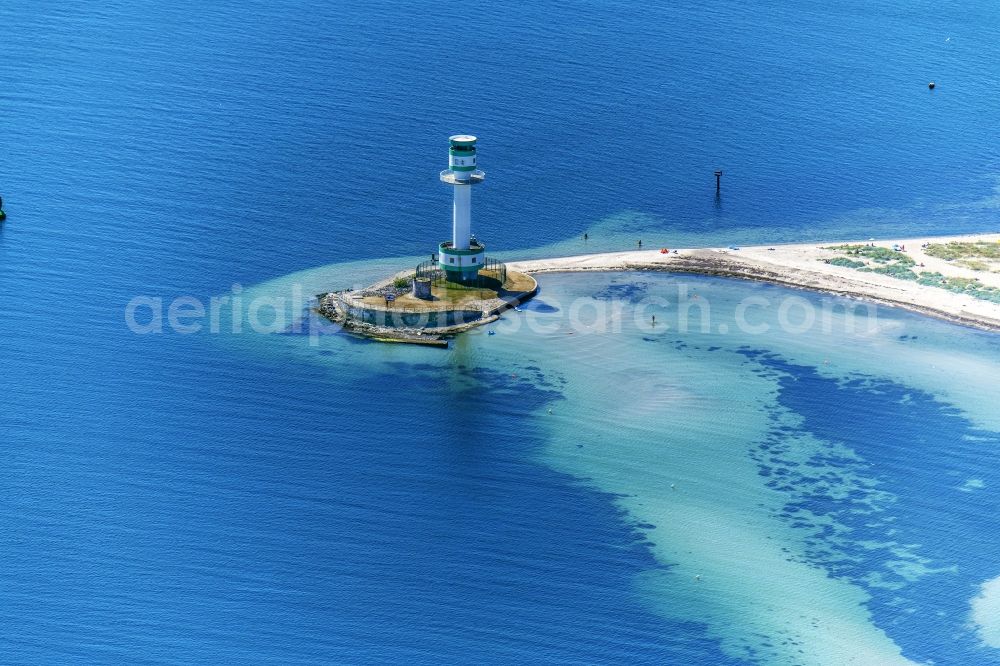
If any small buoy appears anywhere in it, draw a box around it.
[928,81,936,89]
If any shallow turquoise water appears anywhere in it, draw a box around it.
[4,0,1000,663]
[225,262,1000,665]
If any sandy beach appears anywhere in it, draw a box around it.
[507,233,1000,332]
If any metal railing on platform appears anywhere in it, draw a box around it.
[414,257,506,289]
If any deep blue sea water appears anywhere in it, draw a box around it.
[3,1,1000,664]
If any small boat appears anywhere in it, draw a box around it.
[488,330,495,336]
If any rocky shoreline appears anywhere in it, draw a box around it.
[316,293,498,347]
[315,271,538,347]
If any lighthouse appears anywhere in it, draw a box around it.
[439,135,486,283]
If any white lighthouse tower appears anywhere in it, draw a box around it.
[438,135,486,283]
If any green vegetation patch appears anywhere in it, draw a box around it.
[826,257,866,269]
[433,280,499,301]
[822,244,1000,302]
[917,271,946,288]
[924,241,1000,261]
[916,271,1000,303]
[823,244,916,277]
[825,244,915,266]
[959,259,992,272]
[859,264,919,281]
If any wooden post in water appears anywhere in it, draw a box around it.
[714,170,722,193]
